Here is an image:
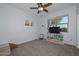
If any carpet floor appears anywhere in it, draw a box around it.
[10,39,79,56]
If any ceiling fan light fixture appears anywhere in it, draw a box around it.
[30,3,52,14]
[38,7,43,11]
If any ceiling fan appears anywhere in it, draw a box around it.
[30,3,52,14]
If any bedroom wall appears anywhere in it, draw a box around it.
[77,15,79,48]
[0,4,39,44]
[76,4,79,48]
[40,6,77,46]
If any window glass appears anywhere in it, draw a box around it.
[48,16,68,32]
[58,16,68,24]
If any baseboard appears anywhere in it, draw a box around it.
[77,46,79,48]
[17,39,38,45]
[63,41,76,46]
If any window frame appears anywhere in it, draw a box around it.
[48,15,69,32]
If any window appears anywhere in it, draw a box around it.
[48,16,68,32]
[57,16,68,32]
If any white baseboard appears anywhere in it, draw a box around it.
[17,39,38,45]
[77,45,79,48]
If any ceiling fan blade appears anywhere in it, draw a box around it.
[37,11,41,14]
[37,3,43,7]
[30,7,38,9]
[43,9,48,12]
[43,3,52,7]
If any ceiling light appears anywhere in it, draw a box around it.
[38,7,43,11]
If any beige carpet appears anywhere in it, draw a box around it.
[10,39,79,56]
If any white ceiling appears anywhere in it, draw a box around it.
[8,3,77,15]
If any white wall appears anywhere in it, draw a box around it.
[40,6,77,46]
[0,4,39,44]
[77,15,79,48]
